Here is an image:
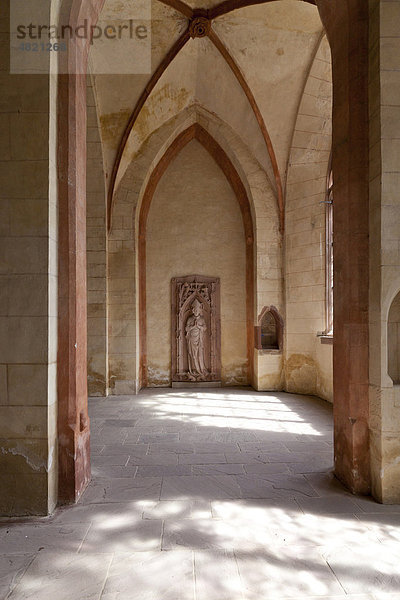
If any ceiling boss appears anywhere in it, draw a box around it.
[189,14,211,38]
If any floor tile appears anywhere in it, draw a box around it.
[0,523,90,554]
[139,433,179,443]
[50,501,145,525]
[101,551,194,600]
[224,451,271,465]
[128,454,179,466]
[143,500,212,520]
[236,546,344,598]
[179,453,227,465]
[354,496,400,514]
[210,498,301,519]
[80,477,162,504]
[192,464,246,476]
[136,465,192,477]
[161,475,242,500]
[355,513,400,544]
[91,465,138,478]
[237,441,288,453]
[303,471,352,496]
[234,474,317,499]
[194,550,243,600]
[0,555,34,600]
[193,443,240,454]
[8,552,113,600]
[3,388,398,600]
[296,495,363,514]
[324,544,400,595]
[147,443,194,455]
[102,444,149,455]
[243,462,290,475]
[79,518,162,553]
[91,454,130,467]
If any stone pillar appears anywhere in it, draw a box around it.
[369,0,400,503]
[0,0,58,515]
[57,68,91,504]
[57,0,105,504]
[318,0,371,495]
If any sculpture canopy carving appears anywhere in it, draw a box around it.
[171,275,221,384]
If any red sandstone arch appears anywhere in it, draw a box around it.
[137,123,255,389]
[157,0,317,20]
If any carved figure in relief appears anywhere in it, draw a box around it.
[185,299,208,378]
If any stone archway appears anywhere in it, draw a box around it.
[108,105,280,396]
[57,0,375,508]
[137,123,255,389]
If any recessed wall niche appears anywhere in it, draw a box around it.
[388,291,400,384]
[255,306,283,352]
[145,139,247,386]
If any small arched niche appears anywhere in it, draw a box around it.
[255,306,283,352]
[388,291,400,384]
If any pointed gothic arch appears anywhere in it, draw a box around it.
[137,123,255,389]
[55,0,376,510]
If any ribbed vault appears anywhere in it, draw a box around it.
[88,0,324,233]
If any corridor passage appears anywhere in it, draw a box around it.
[2,389,400,599]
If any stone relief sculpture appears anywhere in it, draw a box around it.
[171,275,221,384]
[185,299,208,378]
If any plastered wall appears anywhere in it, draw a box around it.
[369,0,400,503]
[388,293,400,384]
[146,139,247,386]
[0,0,58,515]
[87,77,108,397]
[284,35,333,403]
[105,106,281,394]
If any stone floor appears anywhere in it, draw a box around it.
[2,388,400,600]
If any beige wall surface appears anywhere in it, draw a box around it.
[86,76,108,397]
[388,292,400,384]
[0,0,58,516]
[284,35,333,403]
[107,105,282,394]
[146,139,247,386]
[369,0,400,503]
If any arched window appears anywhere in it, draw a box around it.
[325,165,334,334]
[388,291,400,384]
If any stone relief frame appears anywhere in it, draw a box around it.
[171,275,221,383]
[254,306,283,352]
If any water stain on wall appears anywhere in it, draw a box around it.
[285,353,318,395]
[100,109,131,149]
[130,84,191,154]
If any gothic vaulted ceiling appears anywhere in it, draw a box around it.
[88,0,326,214]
